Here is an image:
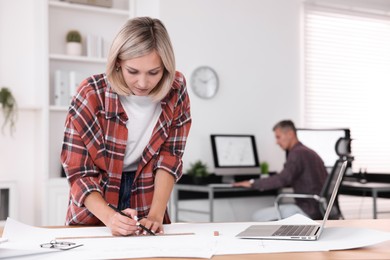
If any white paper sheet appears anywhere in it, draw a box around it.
[0,218,214,259]
[1,215,390,259]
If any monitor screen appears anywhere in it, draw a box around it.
[210,134,260,176]
[296,128,350,168]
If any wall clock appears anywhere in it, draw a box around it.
[190,66,219,99]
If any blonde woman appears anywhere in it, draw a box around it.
[61,17,191,236]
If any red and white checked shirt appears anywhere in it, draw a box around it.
[61,71,191,225]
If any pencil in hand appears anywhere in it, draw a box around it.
[107,204,155,236]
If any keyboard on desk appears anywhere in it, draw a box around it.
[272,225,317,237]
[208,183,234,188]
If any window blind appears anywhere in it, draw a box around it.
[304,4,390,173]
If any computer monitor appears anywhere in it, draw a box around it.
[296,128,350,168]
[210,134,260,176]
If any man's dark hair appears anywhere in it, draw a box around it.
[273,120,297,134]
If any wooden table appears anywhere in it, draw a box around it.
[1,219,390,259]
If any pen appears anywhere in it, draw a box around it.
[107,204,155,236]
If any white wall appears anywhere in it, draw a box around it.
[160,0,302,172]
[159,0,390,173]
[1,0,302,225]
[0,1,46,225]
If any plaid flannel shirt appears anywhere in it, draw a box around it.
[61,71,191,225]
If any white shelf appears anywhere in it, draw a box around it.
[50,106,69,112]
[50,53,106,64]
[49,1,129,16]
[20,105,42,111]
[0,105,42,112]
[48,177,68,184]
[46,0,132,182]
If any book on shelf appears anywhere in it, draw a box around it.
[54,70,70,107]
[54,70,85,107]
[87,34,105,59]
[69,70,84,101]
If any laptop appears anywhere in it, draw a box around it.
[236,160,347,241]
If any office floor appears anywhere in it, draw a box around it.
[339,195,390,219]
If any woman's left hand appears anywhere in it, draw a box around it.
[138,216,164,235]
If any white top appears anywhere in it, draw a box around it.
[119,95,162,172]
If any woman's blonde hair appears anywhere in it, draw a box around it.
[106,17,175,101]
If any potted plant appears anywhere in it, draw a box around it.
[187,160,209,185]
[66,30,82,56]
[0,87,17,135]
[260,161,269,174]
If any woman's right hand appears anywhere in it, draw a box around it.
[84,192,139,236]
[108,208,139,236]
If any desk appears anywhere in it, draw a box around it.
[341,181,390,219]
[173,184,252,222]
[1,219,390,259]
[207,219,390,260]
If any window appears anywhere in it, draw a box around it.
[304,4,390,173]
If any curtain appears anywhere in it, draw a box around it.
[304,4,390,173]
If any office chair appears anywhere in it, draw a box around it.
[274,159,348,220]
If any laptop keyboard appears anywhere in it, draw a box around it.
[272,225,317,236]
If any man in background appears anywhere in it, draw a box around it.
[233,120,328,220]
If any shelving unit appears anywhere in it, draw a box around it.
[47,0,132,179]
[49,53,107,64]
[44,0,133,225]
[49,1,129,15]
